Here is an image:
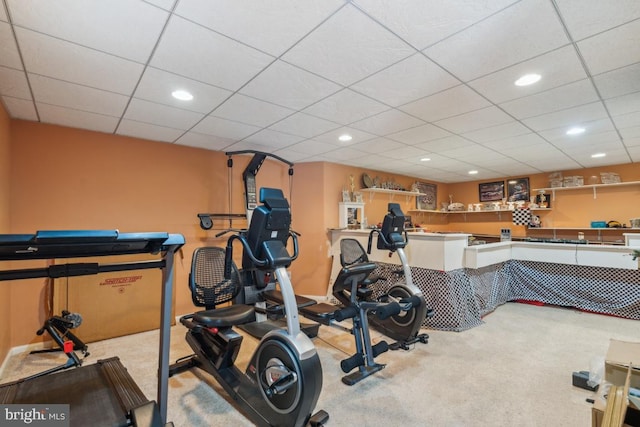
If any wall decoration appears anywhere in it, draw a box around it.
[478,181,505,202]
[341,189,351,202]
[415,182,437,210]
[507,177,530,202]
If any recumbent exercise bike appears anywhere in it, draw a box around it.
[169,188,327,427]
[354,202,433,350]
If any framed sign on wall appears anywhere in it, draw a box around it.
[415,182,437,210]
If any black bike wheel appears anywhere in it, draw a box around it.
[387,285,417,328]
[255,338,303,414]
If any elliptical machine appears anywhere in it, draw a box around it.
[337,202,432,350]
[170,188,328,427]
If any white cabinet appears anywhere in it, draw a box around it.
[339,202,365,229]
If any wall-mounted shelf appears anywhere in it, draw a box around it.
[408,208,551,214]
[408,208,551,222]
[359,187,423,202]
[532,180,640,200]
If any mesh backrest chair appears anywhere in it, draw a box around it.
[339,238,369,267]
[190,246,242,310]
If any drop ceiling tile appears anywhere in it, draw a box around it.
[378,144,426,161]
[537,117,616,141]
[619,125,640,141]
[318,146,367,162]
[490,164,541,176]
[437,144,497,161]
[0,67,30,99]
[625,136,640,148]
[612,111,640,130]
[134,67,232,114]
[386,123,452,145]
[313,126,376,145]
[282,4,414,86]
[565,147,631,166]
[272,149,317,163]
[468,46,588,104]
[282,139,341,156]
[30,74,128,116]
[480,132,547,151]
[116,119,184,142]
[8,0,168,62]
[621,145,640,162]
[175,0,343,57]
[143,0,177,11]
[578,20,640,76]
[36,103,119,134]
[212,94,294,128]
[0,22,22,69]
[355,0,518,50]
[522,101,609,132]
[554,0,640,41]
[351,53,460,107]
[424,0,569,81]
[500,79,599,119]
[268,112,341,139]
[124,98,204,130]
[501,142,566,159]
[16,27,144,94]
[434,106,514,134]
[174,131,235,151]
[223,140,281,154]
[303,89,388,125]
[350,109,425,136]
[605,92,640,117]
[150,16,274,91]
[242,129,304,150]
[350,137,406,154]
[2,96,37,120]
[462,121,531,143]
[399,85,490,122]
[593,63,640,99]
[350,152,394,168]
[414,135,475,153]
[553,131,621,150]
[240,60,341,110]
[191,115,261,140]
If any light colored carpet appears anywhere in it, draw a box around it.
[2,302,638,426]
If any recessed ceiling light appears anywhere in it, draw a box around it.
[514,73,541,86]
[338,134,352,142]
[468,170,478,175]
[171,90,193,101]
[591,152,606,158]
[420,157,431,162]
[566,126,585,135]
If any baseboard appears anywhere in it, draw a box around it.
[0,341,51,379]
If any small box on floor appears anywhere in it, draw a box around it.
[573,370,598,391]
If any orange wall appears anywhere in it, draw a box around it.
[7,120,293,348]
[0,102,11,361]
[429,165,640,237]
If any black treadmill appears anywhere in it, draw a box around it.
[0,230,184,427]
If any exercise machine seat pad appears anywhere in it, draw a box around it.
[334,262,377,293]
[261,290,317,308]
[194,305,256,328]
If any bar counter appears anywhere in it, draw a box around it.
[328,229,640,331]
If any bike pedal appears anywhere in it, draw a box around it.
[309,409,329,426]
